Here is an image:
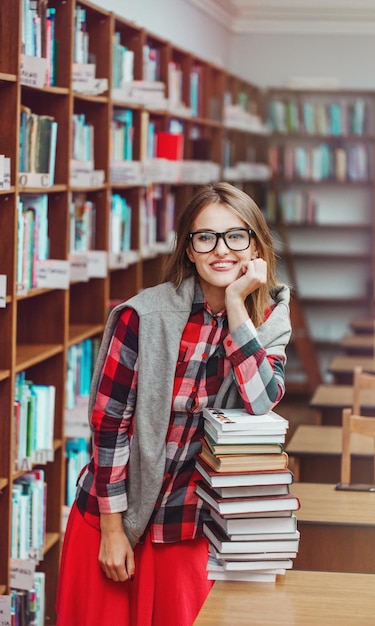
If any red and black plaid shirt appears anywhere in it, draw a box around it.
[76,285,285,542]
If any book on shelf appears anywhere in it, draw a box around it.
[195,457,294,489]
[196,480,300,517]
[203,407,288,434]
[209,508,298,536]
[204,431,283,456]
[204,520,300,555]
[199,437,288,473]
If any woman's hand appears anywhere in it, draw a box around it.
[226,258,267,303]
[99,512,135,582]
[225,258,267,331]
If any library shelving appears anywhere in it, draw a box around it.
[266,87,375,389]
[0,0,269,622]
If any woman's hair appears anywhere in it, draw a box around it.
[162,182,278,327]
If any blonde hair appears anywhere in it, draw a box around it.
[163,182,278,327]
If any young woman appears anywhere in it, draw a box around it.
[56,182,291,626]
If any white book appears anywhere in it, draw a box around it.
[196,457,294,489]
[208,554,294,572]
[203,407,288,434]
[204,422,286,445]
[204,521,300,555]
[210,483,290,499]
[207,570,279,582]
[210,509,298,536]
[210,547,298,561]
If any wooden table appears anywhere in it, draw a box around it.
[310,384,375,425]
[194,570,375,625]
[285,424,374,483]
[350,318,375,334]
[292,482,375,573]
[328,356,375,384]
[340,334,374,355]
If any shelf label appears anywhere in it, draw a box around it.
[15,457,33,471]
[65,397,91,439]
[36,259,70,290]
[0,275,6,308]
[69,253,89,283]
[87,250,108,278]
[18,172,51,188]
[72,63,108,95]
[10,559,35,591]
[20,54,47,88]
[0,595,11,626]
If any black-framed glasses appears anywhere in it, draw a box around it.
[188,228,253,253]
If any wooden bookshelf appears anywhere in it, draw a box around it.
[0,0,270,622]
[266,87,375,386]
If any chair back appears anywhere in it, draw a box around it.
[340,367,375,486]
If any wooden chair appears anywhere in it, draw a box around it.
[338,366,375,489]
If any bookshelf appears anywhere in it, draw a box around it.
[266,87,375,389]
[0,0,269,622]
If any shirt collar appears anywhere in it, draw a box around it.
[191,281,226,318]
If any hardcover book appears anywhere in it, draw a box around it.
[196,480,300,516]
[195,457,294,489]
[200,438,289,473]
[204,520,300,555]
[204,432,283,456]
[209,509,298,536]
[203,407,288,434]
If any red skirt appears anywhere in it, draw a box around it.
[56,503,213,626]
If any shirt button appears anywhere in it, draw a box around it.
[154,502,159,509]
[177,442,183,448]
[212,319,217,326]
[192,386,197,392]
[165,473,171,480]
[226,340,232,347]
[202,352,207,359]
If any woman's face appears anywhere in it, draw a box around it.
[186,202,258,303]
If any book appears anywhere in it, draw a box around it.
[208,553,294,571]
[204,521,300,555]
[200,438,289,473]
[196,480,300,516]
[209,509,298,536]
[203,407,288,434]
[207,569,280,583]
[195,457,294,489]
[206,482,290,499]
[204,421,286,445]
[210,546,298,561]
[204,432,283,456]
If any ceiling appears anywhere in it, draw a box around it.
[187,0,375,34]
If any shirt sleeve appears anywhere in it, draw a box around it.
[223,315,286,415]
[90,307,139,514]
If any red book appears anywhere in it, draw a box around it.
[156,132,184,160]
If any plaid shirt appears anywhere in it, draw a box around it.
[76,285,285,542]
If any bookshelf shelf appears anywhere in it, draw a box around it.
[43,532,61,554]
[68,323,105,345]
[15,344,64,371]
[0,370,10,381]
[0,478,8,490]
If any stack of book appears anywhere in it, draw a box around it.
[196,407,301,583]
